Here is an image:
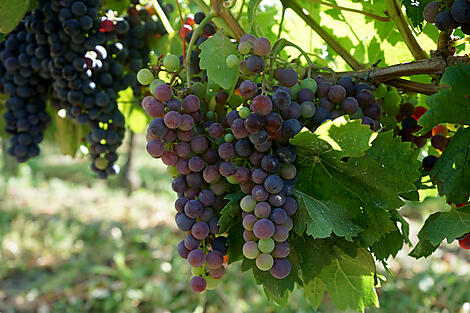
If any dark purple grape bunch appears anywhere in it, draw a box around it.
[237,34,272,75]
[424,0,470,35]
[0,13,51,162]
[143,83,230,293]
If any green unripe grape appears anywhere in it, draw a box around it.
[258,238,275,253]
[228,94,243,109]
[205,276,220,290]
[191,82,206,99]
[137,69,154,86]
[149,79,165,96]
[240,195,256,212]
[239,107,251,119]
[243,241,260,259]
[350,106,363,119]
[289,83,300,98]
[238,41,251,54]
[206,111,215,120]
[191,267,204,276]
[280,163,297,180]
[300,78,317,93]
[227,175,239,184]
[301,101,316,118]
[226,54,240,68]
[373,83,387,99]
[167,165,178,176]
[382,91,401,116]
[256,254,273,271]
[225,133,234,143]
[94,157,109,170]
[163,54,180,71]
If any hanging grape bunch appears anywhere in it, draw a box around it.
[424,0,470,34]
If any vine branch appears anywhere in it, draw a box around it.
[306,0,390,22]
[384,0,428,60]
[211,0,245,40]
[280,0,365,70]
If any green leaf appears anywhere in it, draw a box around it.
[430,127,470,204]
[294,190,362,240]
[103,0,131,14]
[0,0,29,34]
[199,30,239,90]
[303,277,326,309]
[226,223,244,264]
[218,192,243,233]
[402,0,434,30]
[370,229,404,261]
[418,64,470,134]
[118,87,149,134]
[409,238,439,259]
[318,247,379,312]
[54,114,88,157]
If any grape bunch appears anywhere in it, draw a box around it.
[0,16,51,162]
[424,0,470,35]
[140,78,232,293]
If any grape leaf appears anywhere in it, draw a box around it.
[303,277,326,309]
[370,229,404,260]
[402,0,434,30]
[199,30,239,90]
[294,190,362,240]
[0,0,29,34]
[54,114,88,157]
[218,192,243,233]
[418,64,470,134]
[318,247,379,312]
[117,87,149,133]
[226,223,244,264]
[430,127,470,204]
[409,238,439,259]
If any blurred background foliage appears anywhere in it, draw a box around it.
[1,134,470,313]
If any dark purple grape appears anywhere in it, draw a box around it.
[239,80,258,99]
[261,155,280,173]
[184,234,201,250]
[186,172,203,188]
[188,249,206,267]
[423,155,438,171]
[180,114,195,131]
[188,156,205,172]
[281,119,302,138]
[317,81,332,97]
[297,88,314,103]
[192,221,210,240]
[148,118,168,137]
[313,107,330,125]
[206,250,224,269]
[338,76,354,95]
[154,84,173,102]
[270,208,288,224]
[253,37,271,56]
[191,135,208,154]
[184,199,204,218]
[269,192,287,207]
[167,98,182,111]
[176,159,191,175]
[146,138,164,158]
[208,122,224,138]
[226,110,240,126]
[364,103,382,120]
[276,146,296,163]
[357,89,374,109]
[243,214,258,231]
[218,142,235,160]
[209,265,225,279]
[245,55,265,73]
[264,175,284,194]
[254,202,272,218]
[272,242,290,258]
[231,118,249,139]
[251,95,273,116]
[423,1,439,23]
[183,95,200,113]
[272,89,291,110]
[265,113,282,134]
[281,102,301,120]
[250,151,265,167]
[328,85,347,103]
[178,240,190,258]
[252,184,269,201]
[219,161,236,177]
[202,149,219,164]
[435,11,459,31]
[249,130,269,146]
[198,189,215,206]
[270,259,291,279]
[252,168,268,184]
[175,142,191,158]
[341,97,359,114]
[283,197,298,216]
[273,225,289,242]
[190,276,206,292]
[175,197,189,213]
[278,68,298,87]
[234,166,251,182]
[245,113,265,134]
[172,176,187,193]
[253,219,275,239]
[235,138,253,157]
[203,165,221,183]
[176,213,195,231]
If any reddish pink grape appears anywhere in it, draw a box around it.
[270,259,291,279]
[145,99,165,118]
[239,80,258,99]
[188,156,205,172]
[253,218,275,239]
[203,165,221,183]
[146,138,164,158]
[179,114,195,131]
[154,84,173,102]
[231,118,249,139]
[209,265,225,279]
[190,276,207,292]
[234,166,251,182]
[187,249,205,267]
[162,150,178,165]
[206,250,224,269]
[251,95,273,116]
[208,123,224,138]
[183,95,201,113]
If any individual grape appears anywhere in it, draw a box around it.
[192,221,210,240]
[187,249,206,267]
[191,267,204,276]
[423,1,440,23]
[263,113,282,134]
[272,89,291,110]
[162,150,178,166]
[154,84,173,102]
[184,234,201,250]
[240,33,256,43]
[238,41,251,55]
[275,146,296,164]
[183,95,200,113]
[137,68,154,85]
[459,234,470,249]
[361,116,381,131]
[194,11,206,24]
[364,103,382,120]
[243,241,260,259]
[243,230,257,241]
[253,218,275,239]
[252,169,268,184]
[176,159,191,175]
[249,151,265,167]
[254,202,271,219]
[432,125,448,136]
[251,95,273,116]
[202,22,217,36]
[184,199,204,218]
[252,37,271,56]
[209,265,226,279]
[283,197,298,216]
[258,238,275,253]
[249,130,269,146]
[300,78,318,93]
[226,111,240,127]
[191,135,208,154]
[231,118,249,139]
[281,119,302,138]
[422,155,438,171]
[270,259,291,279]
[256,253,274,271]
[163,54,180,71]
[234,166,251,183]
[245,113,265,134]
[148,118,168,138]
[239,80,258,99]
[435,11,459,31]
[187,156,204,172]
[241,195,256,212]
[261,155,280,173]
[270,208,288,225]
[402,117,418,132]
[252,184,269,202]
[264,175,284,194]
[175,197,189,213]
[431,134,448,150]
[211,236,228,254]
[280,163,297,180]
[297,88,314,104]
[272,242,290,258]
[240,181,255,194]
[341,97,359,114]
[179,114,195,131]
[176,213,195,231]
[164,111,182,129]
[245,55,264,73]
[146,138,164,158]
[313,107,330,125]
[199,190,215,207]
[284,217,294,231]
[190,276,207,293]
[206,250,224,269]
[243,214,258,231]
[145,99,165,118]
[149,79,165,96]
[278,68,298,87]
[235,139,253,157]
[238,107,251,120]
[203,165,221,183]
[208,123,224,138]
[219,161,236,177]
[174,143,190,158]
[281,102,301,120]
[178,240,190,258]
[215,91,229,105]
[254,141,272,153]
[317,81,332,97]
[273,225,289,242]
[226,54,240,68]
[451,0,470,24]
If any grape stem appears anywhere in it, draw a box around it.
[150,0,174,34]
[306,0,390,22]
[277,6,286,40]
[247,0,262,34]
[185,11,217,89]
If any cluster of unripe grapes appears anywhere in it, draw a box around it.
[0,0,166,178]
[424,0,470,34]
